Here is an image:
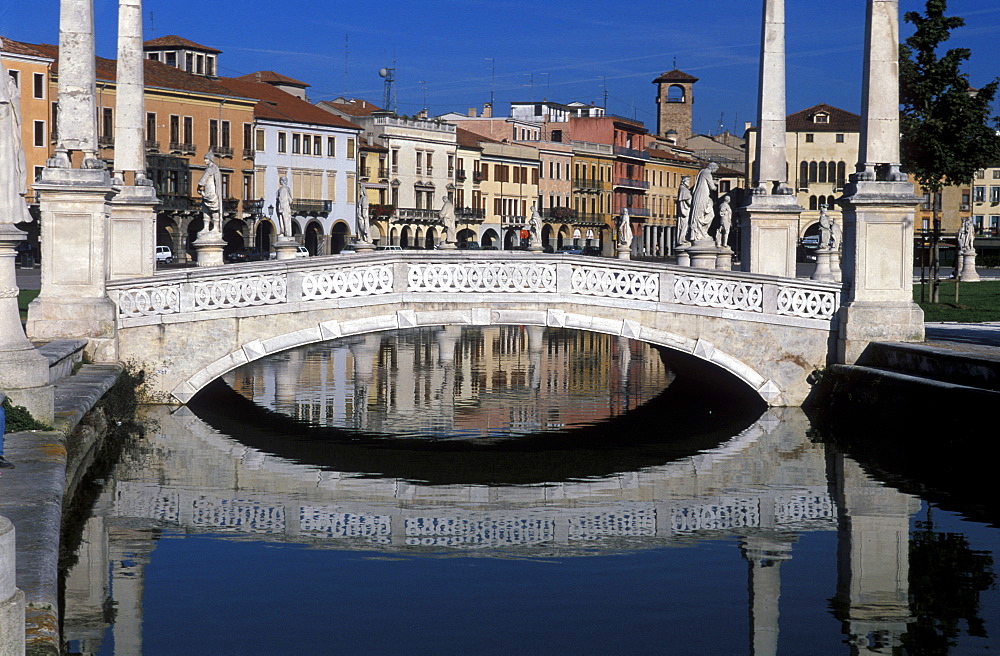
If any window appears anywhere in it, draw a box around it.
[990,187,1000,203]
[185,53,194,73]
[33,72,45,99]
[146,112,156,142]
[221,173,229,198]
[165,52,177,67]
[33,120,45,147]
[196,54,204,75]
[799,162,809,187]
[102,108,114,138]
[209,119,218,148]
[391,149,399,173]
[975,169,986,179]
[922,193,931,210]
[206,57,216,77]
[243,124,252,152]
[813,113,829,123]
[426,153,433,174]
[347,138,355,159]
[836,133,845,143]
[147,53,160,62]
[805,134,814,143]
[415,152,422,174]
[221,121,231,148]
[993,170,1000,179]
[302,134,310,155]
[243,174,252,200]
[292,134,301,154]
[327,137,335,157]
[169,115,180,144]
[991,216,1000,235]
[314,136,322,156]
[346,175,356,203]
[182,116,193,145]
[34,165,44,182]
[973,186,986,202]
[278,132,287,153]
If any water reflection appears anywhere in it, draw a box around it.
[222,326,676,438]
[59,405,999,655]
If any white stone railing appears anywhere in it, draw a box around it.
[107,253,840,325]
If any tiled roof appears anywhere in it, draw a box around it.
[0,37,54,59]
[647,147,699,164]
[3,38,247,98]
[143,35,221,54]
[318,98,384,117]
[220,78,361,130]
[358,136,388,152]
[455,126,494,149]
[234,71,309,88]
[785,104,860,132]
[652,69,699,84]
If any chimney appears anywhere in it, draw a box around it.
[482,103,492,118]
[418,109,428,119]
[468,107,477,117]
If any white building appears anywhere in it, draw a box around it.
[223,77,362,254]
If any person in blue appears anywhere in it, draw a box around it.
[0,397,13,469]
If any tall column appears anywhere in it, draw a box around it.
[738,0,802,278]
[27,0,119,362]
[837,0,923,363]
[108,0,158,280]
[742,535,794,656]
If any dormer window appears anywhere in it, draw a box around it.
[813,113,829,124]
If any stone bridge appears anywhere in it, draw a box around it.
[106,252,841,406]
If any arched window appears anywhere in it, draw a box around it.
[827,161,837,184]
[667,84,685,102]
[837,161,846,187]
[800,162,809,188]
[818,161,828,184]
[809,161,818,183]
[809,195,818,211]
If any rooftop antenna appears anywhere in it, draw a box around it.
[673,56,677,69]
[149,11,155,37]
[378,65,396,113]
[344,34,350,96]
[600,77,608,110]
[418,80,427,112]
[485,58,495,107]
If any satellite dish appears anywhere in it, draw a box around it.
[378,68,388,78]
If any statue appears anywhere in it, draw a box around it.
[830,213,842,252]
[356,188,370,243]
[715,194,732,249]
[528,204,542,248]
[958,215,975,252]
[438,195,456,243]
[689,162,719,242]
[617,208,633,248]
[275,176,293,238]
[818,204,832,249]
[676,175,692,246]
[1,46,34,226]
[197,151,223,236]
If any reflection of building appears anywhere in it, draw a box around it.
[226,326,671,437]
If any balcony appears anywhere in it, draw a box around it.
[501,215,526,227]
[473,171,485,182]
[614,177,650,190]
[623,207,650,217]
[573,178,611,191]
[457,208,485,221]
[613,145,650,161]
[394,207,440,222]
[145,140,160,153]
[456,169,466,181]
[426,166,433,175]
[156,194,195,212]
[378,167,389,179]
[571,212,611,227]
[291,199,333,214]
[242,148,255,160]
[244,198,265,217]
[98,135,114,149]
[169,142,197,154]
[214,146,234,158]
[223,199,240,215]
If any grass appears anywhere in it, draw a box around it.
[914,279,1000,323]
[17,289,39,322]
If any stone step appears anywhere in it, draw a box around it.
[33,339,89,386]
[859,341,1000,392]
[824,362,1000,412]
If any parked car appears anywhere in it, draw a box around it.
[797,235,820,263]
[155,245,173,264]
[340,244,358,255]
[295,245,310,258]
[377,245,403,252]
[557,245,584,255]
[225,248,267,264]
[458,241,481,250]
[482,245,499,250]
[582,245,602,257]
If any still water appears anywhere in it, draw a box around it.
[63,327,1000,655]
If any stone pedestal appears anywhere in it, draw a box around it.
[716,247,733,271]
[959,249,980,282]
[353,242,375,254]
[838,179,924,363]
[274,237,299,261]
[108,184,158,280]
[616,244,631,260]
[675,244,690,267]
[27,168,119,363]
[0,517,25,656]
[192,232,226,267]
[437,242,458,251]
[527,243,543,254]
[688,240,718,270]
[832,250,842,283]
[812,248,836,282]
[738,193,802,278]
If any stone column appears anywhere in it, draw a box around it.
[832,455,917,654]
[838,0,923,363]
[108,0,158,280]
[0,517,25,656]
[738,0,802,278]
[53,0,101,168]
[742,535,794,656]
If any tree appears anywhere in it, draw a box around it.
[899,0,1000,302]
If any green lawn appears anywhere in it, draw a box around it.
[18,289,39,322]
[914,279,1000,323]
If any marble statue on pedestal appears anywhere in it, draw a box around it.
[528,204,542,248]
[690,162,719,242]
[617,208,633,248]
[197,152,223,236]
[676,175,692,246]
[958,215,975,253]
[819,204,832,248]
[1,51,33,226]
[356,190,370,243]
[830,212,842,252]
[439,195,456,243]
[275,176,293,238]
[715,194,732,249]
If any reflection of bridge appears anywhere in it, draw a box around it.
[107,253,841,406]
[63,406,920,655]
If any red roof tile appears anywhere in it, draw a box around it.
[234,71,309,88]
[143,35,221,54]
[318,98,384,117]
[785,104,860,132]
[220,78,361,130]
[652,69,699,84]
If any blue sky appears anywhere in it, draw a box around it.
[3,1,998,137]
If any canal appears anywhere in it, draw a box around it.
[62,327,1000,655]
